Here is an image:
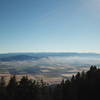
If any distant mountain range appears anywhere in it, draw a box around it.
[0,55,38,61]
[0,52,100,61]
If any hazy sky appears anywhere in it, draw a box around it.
[0,0,100,53]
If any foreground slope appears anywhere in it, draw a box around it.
[0,66,100,100]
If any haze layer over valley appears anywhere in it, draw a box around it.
[0,53,100,83]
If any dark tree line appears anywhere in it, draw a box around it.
[0,66,100,100]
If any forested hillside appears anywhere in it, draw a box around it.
[0,66,100,100]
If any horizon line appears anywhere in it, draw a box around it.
[0,51,100,55]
